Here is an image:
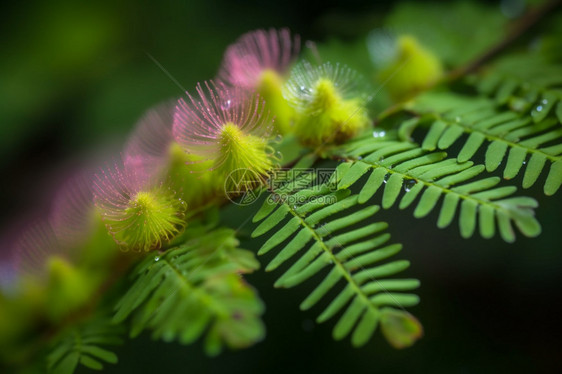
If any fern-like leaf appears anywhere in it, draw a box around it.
[113,227,264,356]
[471,54,562,123]
[406,92,562,195]
[252,173,422,348]
[47,314,124,374]
[333,138,541,242]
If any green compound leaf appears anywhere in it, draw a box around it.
[408,92,562,195]
[113,227,264,356]
[472,53,562,123]
[252,175,421,348]
[333,138,541,242]
[47,314,124,374]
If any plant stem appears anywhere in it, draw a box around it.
[448,0,562,81]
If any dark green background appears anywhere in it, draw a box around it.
[1,0,561,373]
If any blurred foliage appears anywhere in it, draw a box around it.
[113,226,264,357]
[385,1,509,66]
[47,313,124,374]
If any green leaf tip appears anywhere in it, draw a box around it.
[380,308,423,349]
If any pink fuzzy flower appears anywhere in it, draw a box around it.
[172,80,274,167]
[1,221,55,288]
[92,157,186,251]
[13,221,68,279]
[0,259,17,291]
[123,101,176,178]
[49,172,96,248]
[93,158,149,208]
[219,28,300,89]
[4,169,99,284]
[8,171,96,281]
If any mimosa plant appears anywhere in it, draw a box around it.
[1,1,561,372]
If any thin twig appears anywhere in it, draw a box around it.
[448,0,562,81]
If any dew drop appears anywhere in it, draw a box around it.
[178,199,187,209]
[403,179,417,192]
[275,134,283,143]
[455,116,461,123]
[535,105,543,113]
[372,130,386,138]
[542,99,548,105]
[154,255,160,262]
[275,151,284,161]
[383,174,390,184]
[221,99,232,110]
[357,156,363,160]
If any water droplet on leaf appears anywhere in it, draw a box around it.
[403,179,417,192]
